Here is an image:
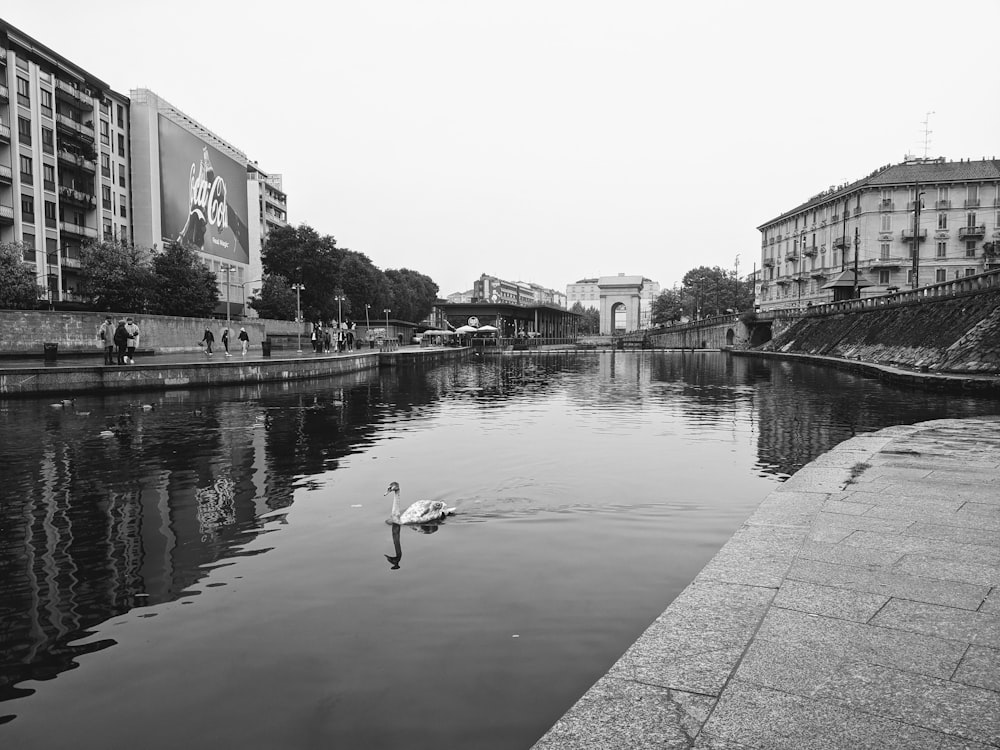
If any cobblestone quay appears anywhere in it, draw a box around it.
[532,417,1000,749]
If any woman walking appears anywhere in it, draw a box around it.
[238,327,250,355]
[222,327,232,357]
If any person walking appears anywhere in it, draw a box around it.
[201,328,215,356]
[124,317,140,364]
[221,326,232,357]
[238,327,250,355]
[98,316,115,365]
[113,319,128,365]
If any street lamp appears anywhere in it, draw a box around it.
[292,283,305,352]
[220,264,237,335]
[333,294,346,353]
[383,308,390,347]
[239,278,263,316]
[365,303,371,349]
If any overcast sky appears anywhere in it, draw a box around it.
[7,1,999,297]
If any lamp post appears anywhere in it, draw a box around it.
[333,294,346,353]
[220,264,237,335]
[365,303,371,349]
[292,283,305,352]
[383,308,390,347]
[239,278,263,316]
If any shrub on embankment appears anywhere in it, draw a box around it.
[760,291,1000,373]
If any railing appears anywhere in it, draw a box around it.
[0,83,7,101]
[785,250,798,260]
[0,203,14,222]
[55,114,95,141]
[802,246,817,257]
[958,225,986,239]
[833,235,849,249]
[880,200,894,211]
[57,148,96,172]
[964,198,980,208]
[59,221,98,238]
[0,164,11,182]
[0,123,10,141]
[901,229,927,242]
[58,185,97,207]
[762,258,774,267]
[936,200,951,209]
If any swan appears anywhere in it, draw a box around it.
[385,482,455,525]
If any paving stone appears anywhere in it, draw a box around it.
[811,661,1000,744]
[795,539,901,569]
[743,491,826,528]
[771,579,888,622]
[786,558,991,610]
[981,589,1000,617]
[953,645,1000,691]
[808,526,854,543]
[864,505,1000,531]
[892,554,1000,587]
[870,599,1000,648]
[697,525,807,588]
[904,523,1000,548]
[841,530,999,567]
[702,680,948,750]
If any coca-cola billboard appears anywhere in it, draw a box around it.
[157,114,249,264]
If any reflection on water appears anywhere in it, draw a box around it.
[0,352,997,747]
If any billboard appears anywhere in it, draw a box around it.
[157,114,249,264]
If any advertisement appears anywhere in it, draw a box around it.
[157,115,249,264]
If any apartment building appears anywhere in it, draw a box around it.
[472,273,566,308]
[0,20,131,305]
[757,158,1000,311]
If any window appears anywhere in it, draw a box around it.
[102,218,113,241]
[16,76,30,107]
[18,116,31,145]
[43,163,55,191]
[116,103,125,128]
[967,212,977,227]
[118,163,126,187]
[100,120,110,145]
[40,89,52,117]
[119,195,127,217]
[117,133,125,154]
[937,242,947,258]
[21,238,36,262]
[878,269,891,284]
[41,127,54,154]
[101,153,111,177]
[44,200,56,228]
[967,184,980,206]
[21,196,35,222]
[966,241,977,257]
[965,268,976,277]
[102,185,112,210]
[938,186,949,202]
[19,155,33,184]
[119,224,128,241]
[100,99,110,116]
[880,214,891,232]
[880,243,891,259]
[938,213,947,229]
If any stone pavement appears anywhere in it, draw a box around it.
[532,418,1000,749]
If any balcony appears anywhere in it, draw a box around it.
[0,164,11,183]
[809,271,827,280]
[60,255,82,269]
[901,229,927,243]
[958,224,986,239]
[58,185,97,208]
[0,123,9,142]
[59,221,98,239]
[870,256,906,269]
[0,83,7,102]
[0,203,13,224]
[57,148,97,173]
[785,250,798,260]
[964,198,980,208]
[936,199,951,209]
[54,78,92,108]
[55,114,95,143]
[879,200,894,211]
[762,257,775,268]
[802,245,818,257]
[833,235,850,250]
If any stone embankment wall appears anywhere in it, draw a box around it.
[761,289,1000,373]
[0,310,309,356]
[644,315,749,349]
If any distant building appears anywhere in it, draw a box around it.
[446,289,474,303]
[472,273,565,308]
[568,275,660,327]
[757,157,1000,311]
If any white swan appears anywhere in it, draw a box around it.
[385,482,455,525]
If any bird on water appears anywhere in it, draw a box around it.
[384,482,455,525]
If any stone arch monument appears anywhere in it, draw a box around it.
[598,274,644,335]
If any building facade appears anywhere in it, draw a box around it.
[1,20,132,305]
[472,273,565,308]
[757,158,1000,311]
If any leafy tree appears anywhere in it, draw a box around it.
[0,242,43,309]
[149,242,220,317]
[261,223,342,322]
[570,301,600,334]
[249,274,297,321]
[680,266,752,318]
[650,288,685,325]
[79,239,156,312]
[384,268,439,323]
[338,249,391,323]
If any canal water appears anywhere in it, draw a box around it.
[1,351,997,749]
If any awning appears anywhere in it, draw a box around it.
[821,269,876,289]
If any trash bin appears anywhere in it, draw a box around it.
[43,342,58,361]
[261,340,272,357]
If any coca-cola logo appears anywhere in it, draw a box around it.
[188,163,229,231]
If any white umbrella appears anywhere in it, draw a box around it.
[455,325,478,334]
[477,325,499,333]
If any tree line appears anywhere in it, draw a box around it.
[0,223,439,325]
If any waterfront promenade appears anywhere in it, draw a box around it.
[533,417,1000,749]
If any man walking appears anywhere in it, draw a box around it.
[124,317,140,364]
[98,316,115,365]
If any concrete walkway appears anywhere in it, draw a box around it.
[532,418,1000,749]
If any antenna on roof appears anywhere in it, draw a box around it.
[921,111,935,158]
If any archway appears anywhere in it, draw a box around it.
[725,328,735,346]
[612,303,627,332]
[598,275,644,335]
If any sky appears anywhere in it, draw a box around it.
[6,1,999,297]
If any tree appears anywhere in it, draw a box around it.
[261,223,342,322]
[0,242,43,309]
[149,242,220,317]
[570,301,600,334]
[650,288,685,325]
[79,239,156,312]
[249,274,297,320]
[680,266,752,318]
[384,268,439,323]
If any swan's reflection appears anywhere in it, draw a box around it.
[384,522,441,570]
